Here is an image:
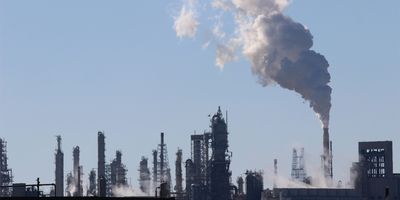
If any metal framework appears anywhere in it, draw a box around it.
[153,133,172,192]
[291,148,306,182]
[139,156,151,195]
[110,150,128,196]
[0,138,13,197]
[174,149,183,200]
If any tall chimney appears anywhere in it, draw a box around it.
[97,132,106,197]
[273,159,278,188]
[160,132,164,183]
[152,149,158,191]
[55,136,64,197]
[323,128,329,160]
[175,149,183,199]
[322,128,332,180]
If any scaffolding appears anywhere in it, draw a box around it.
[153,132,172,192]
[291,148,307,182]
[0,138,13,197]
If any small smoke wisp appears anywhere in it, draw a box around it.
[173,0,199,38]
[173,0,332,127]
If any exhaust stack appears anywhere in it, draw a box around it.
[322,128,333,180]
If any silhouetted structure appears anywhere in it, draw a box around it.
[153,132,172,194]
[66,172,73,196]
[237,177,244,195]
[139,156,151,195]
[66,146,83,197]
[321,128,333,182]
[88,169,96,196]
[291,148,306,182]
[110,150,128,195]
[266,140,400,200]
[73,146,83,196]
[98,131,106,197]
[273,159,277,189]
[184,107,233,200]
[354,141,400,199]
[245,171,263,200]
[0,138,13,197]
[210,107,232,200]
[152,150,158,193]
[175,149,183,200]
[55,135,64,197]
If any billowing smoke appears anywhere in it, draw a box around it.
[173,0,332,127]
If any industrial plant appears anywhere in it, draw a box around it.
[1,107,400,199]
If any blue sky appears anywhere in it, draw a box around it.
[0,0,399,190]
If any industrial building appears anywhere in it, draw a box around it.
[183,107,235,200]
[152,132,172,194]
[110,150,128,193]
[2,107,400,200]
[88,169,96,196]
[139,156,151,195]
[265,141,400,200]
[175,149,184,200]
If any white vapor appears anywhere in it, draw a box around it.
[112,185,147,197]
[173,0,199,38]
[173,0,332,128]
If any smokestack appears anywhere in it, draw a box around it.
[73,146,80,180]
[160,132,164,183]
[97,131,106,197]
[273,159,278,188]
[99,176,106,197]
[330,141,333,178]
[152,149,158,191]
[322,128,332,180]
[323,128,329,159]
[55,135,64,197]
[77,166,82,197]
[175,149,183,199]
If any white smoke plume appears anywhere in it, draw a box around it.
[174,0,332,127]
[112,185,147,197]
[173,0,199,38]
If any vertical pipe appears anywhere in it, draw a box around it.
[160,132,164,183]
[77,166,81,197]
[98,132,106,197]
[55,136,64,197]
[273,159,278,188]
[323,128,330,179]
[330,141,333,178]
[175,149,183,199]
[153,150,158,190]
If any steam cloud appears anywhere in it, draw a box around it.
[173,0,199,38]
[173,0,332,127]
